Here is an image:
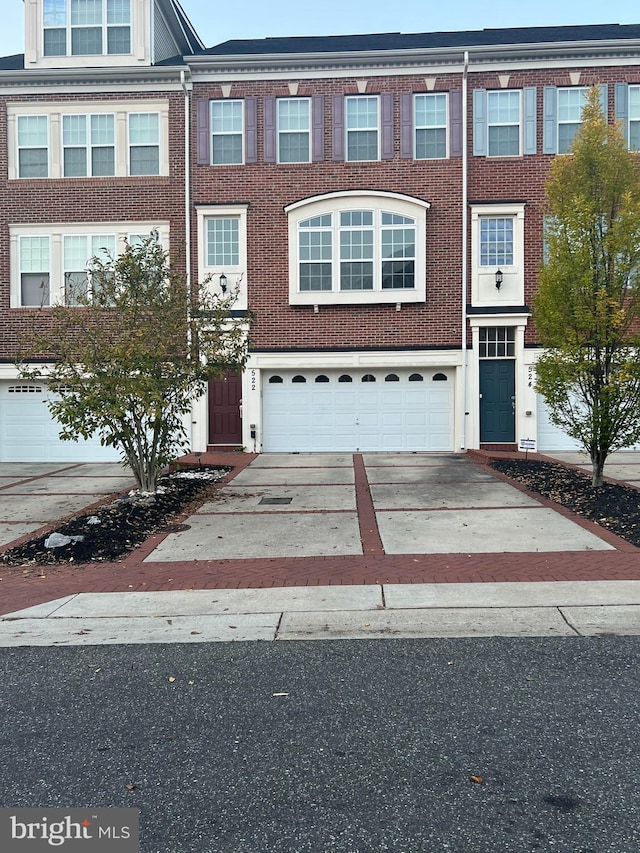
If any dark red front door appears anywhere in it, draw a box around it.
[208,373,242,444]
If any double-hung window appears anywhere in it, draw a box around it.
[63,234,116,304]
[630,86,640,151]
[288,192,428,305]
[17,116,49,178]
[211,100,243,165]
[346,96,379,162]
[278,98,310,163]
[128,113,160,175]
[43,0,131,57]
[414,93,447,159]
[19,236,51,306]
[557,87,588,154]
[62,113,115,176]
[487,91,521,156]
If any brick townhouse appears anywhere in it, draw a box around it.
[1,2,640,460]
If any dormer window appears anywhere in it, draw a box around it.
[43,0,131,57]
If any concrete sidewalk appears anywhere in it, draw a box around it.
[1,581,639,646]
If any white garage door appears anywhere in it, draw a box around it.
[0,382,120,462]
[263,369,454,452]
[536,393,640,452]
[536,393,582,451]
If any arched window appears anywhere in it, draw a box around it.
[292,375,307,383]
[384,373,399,382]
[315,374,330,383]
[433,373,448,381]
[286,191,429,306]
[338,374,353,382]
[408,373,424,382]
[268,375,283,383]
[362,374,376,383]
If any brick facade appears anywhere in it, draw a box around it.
[2,5,640,458]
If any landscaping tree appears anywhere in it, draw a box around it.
[19,233,250,491]
[534,86,640,486]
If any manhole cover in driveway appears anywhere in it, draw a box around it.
[259,497,293,505]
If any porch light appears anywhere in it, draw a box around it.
[219,272,227,293]
[495,269,503,290]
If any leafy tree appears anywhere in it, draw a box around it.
[19,233,250,491]
[534,87,640,486]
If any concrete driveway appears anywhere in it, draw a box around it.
[0,461,136,548]
[145,452,613,562]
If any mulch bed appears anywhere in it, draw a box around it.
[491,458,640,547]
[1,467,230,569]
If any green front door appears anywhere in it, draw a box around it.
[479,359,515,442]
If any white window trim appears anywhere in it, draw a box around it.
[629,84,640,151]
[470,203,525,308]
[196,205,248,310]
[487,90,522,158]
[7,100,169,180]
[286,191,429,306]
[10,221,170,308]
[345,95,380,163]
[277,97,311,164]
[26,0,148,68]
[557,86,588,155]
[414,92,448,160]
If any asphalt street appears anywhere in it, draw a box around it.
[1,636,639,852]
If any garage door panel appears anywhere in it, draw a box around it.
[263,370,453,452]
[381,412,403,427]
[1,383,119,462]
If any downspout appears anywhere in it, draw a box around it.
[181,67,194,448]
[460,50,469,450]
[180,68,191,292]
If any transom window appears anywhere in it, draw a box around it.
[479,327,515,358]
[43,0,131,57]
[414,93,447,159]
[630,86,640,151]
[557,87,588,154]
[346,96,379,162]
[211,101,243,165]
[278,98,310,163]
[480,218,514,267]
[487,91,521,156]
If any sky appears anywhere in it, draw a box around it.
[1,0,639,58]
